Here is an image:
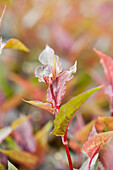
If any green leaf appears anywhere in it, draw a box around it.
[3,38,29,52]
[8,161,18,170]
[51,86,102,136]
[0,163,5,170]
[0,62,12,97]
[5,137,19,150]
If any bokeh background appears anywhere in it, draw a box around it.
[0,0,113,169]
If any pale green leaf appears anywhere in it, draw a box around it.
[8,161,18,170]
[51,86,102,136]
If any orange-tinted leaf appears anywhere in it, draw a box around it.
[23,100,55,114]
[98,117,113,130]
[0,91,28,113]
[0,149,38,169]
[82,131,113,158]
[95,117,113,132]
[3,38,29,52]
[69,121,94,152]
[8,72,33,89]
[7,73,44,100]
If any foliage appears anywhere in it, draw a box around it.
[0,1,113,170]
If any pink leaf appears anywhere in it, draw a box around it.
[15,119,36,152]
[47,61,77,108]
[47,71,73,108]
[99,136,113,169]
[94,48,113,86]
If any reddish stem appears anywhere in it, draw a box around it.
[50,84,73,169]
[62,129,73,170]
[87,145,100,170]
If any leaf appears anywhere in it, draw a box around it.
[3,38,29,52]
[23,100,55,114]
[11,115,30,130]
[0,62,12,97]
[94,48,113,85]
[82,131,113,158]
[0,127,12,144]
[8,161,18,170]
[99,136,113,169]
[80,153,99,170]
[15,119,36,152]
[0,150,38,169]
[71,120,94,143]
[0,90,28,113]
[69,120,94,153]
[47,70,76,107]
[7,72,33,89]
[5,137,19,150]
[95,117,113,132]
[35,121,53,151]
[51,86,102,136]
[35,121,53,142]
[35,45,62,82]
[0,116,29,144]
[0,163,5,170]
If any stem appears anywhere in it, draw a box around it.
[87,145,100,170]
[62,129,73,170]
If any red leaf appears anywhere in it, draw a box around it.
[94,48,113,85]
[82,131,113,158]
